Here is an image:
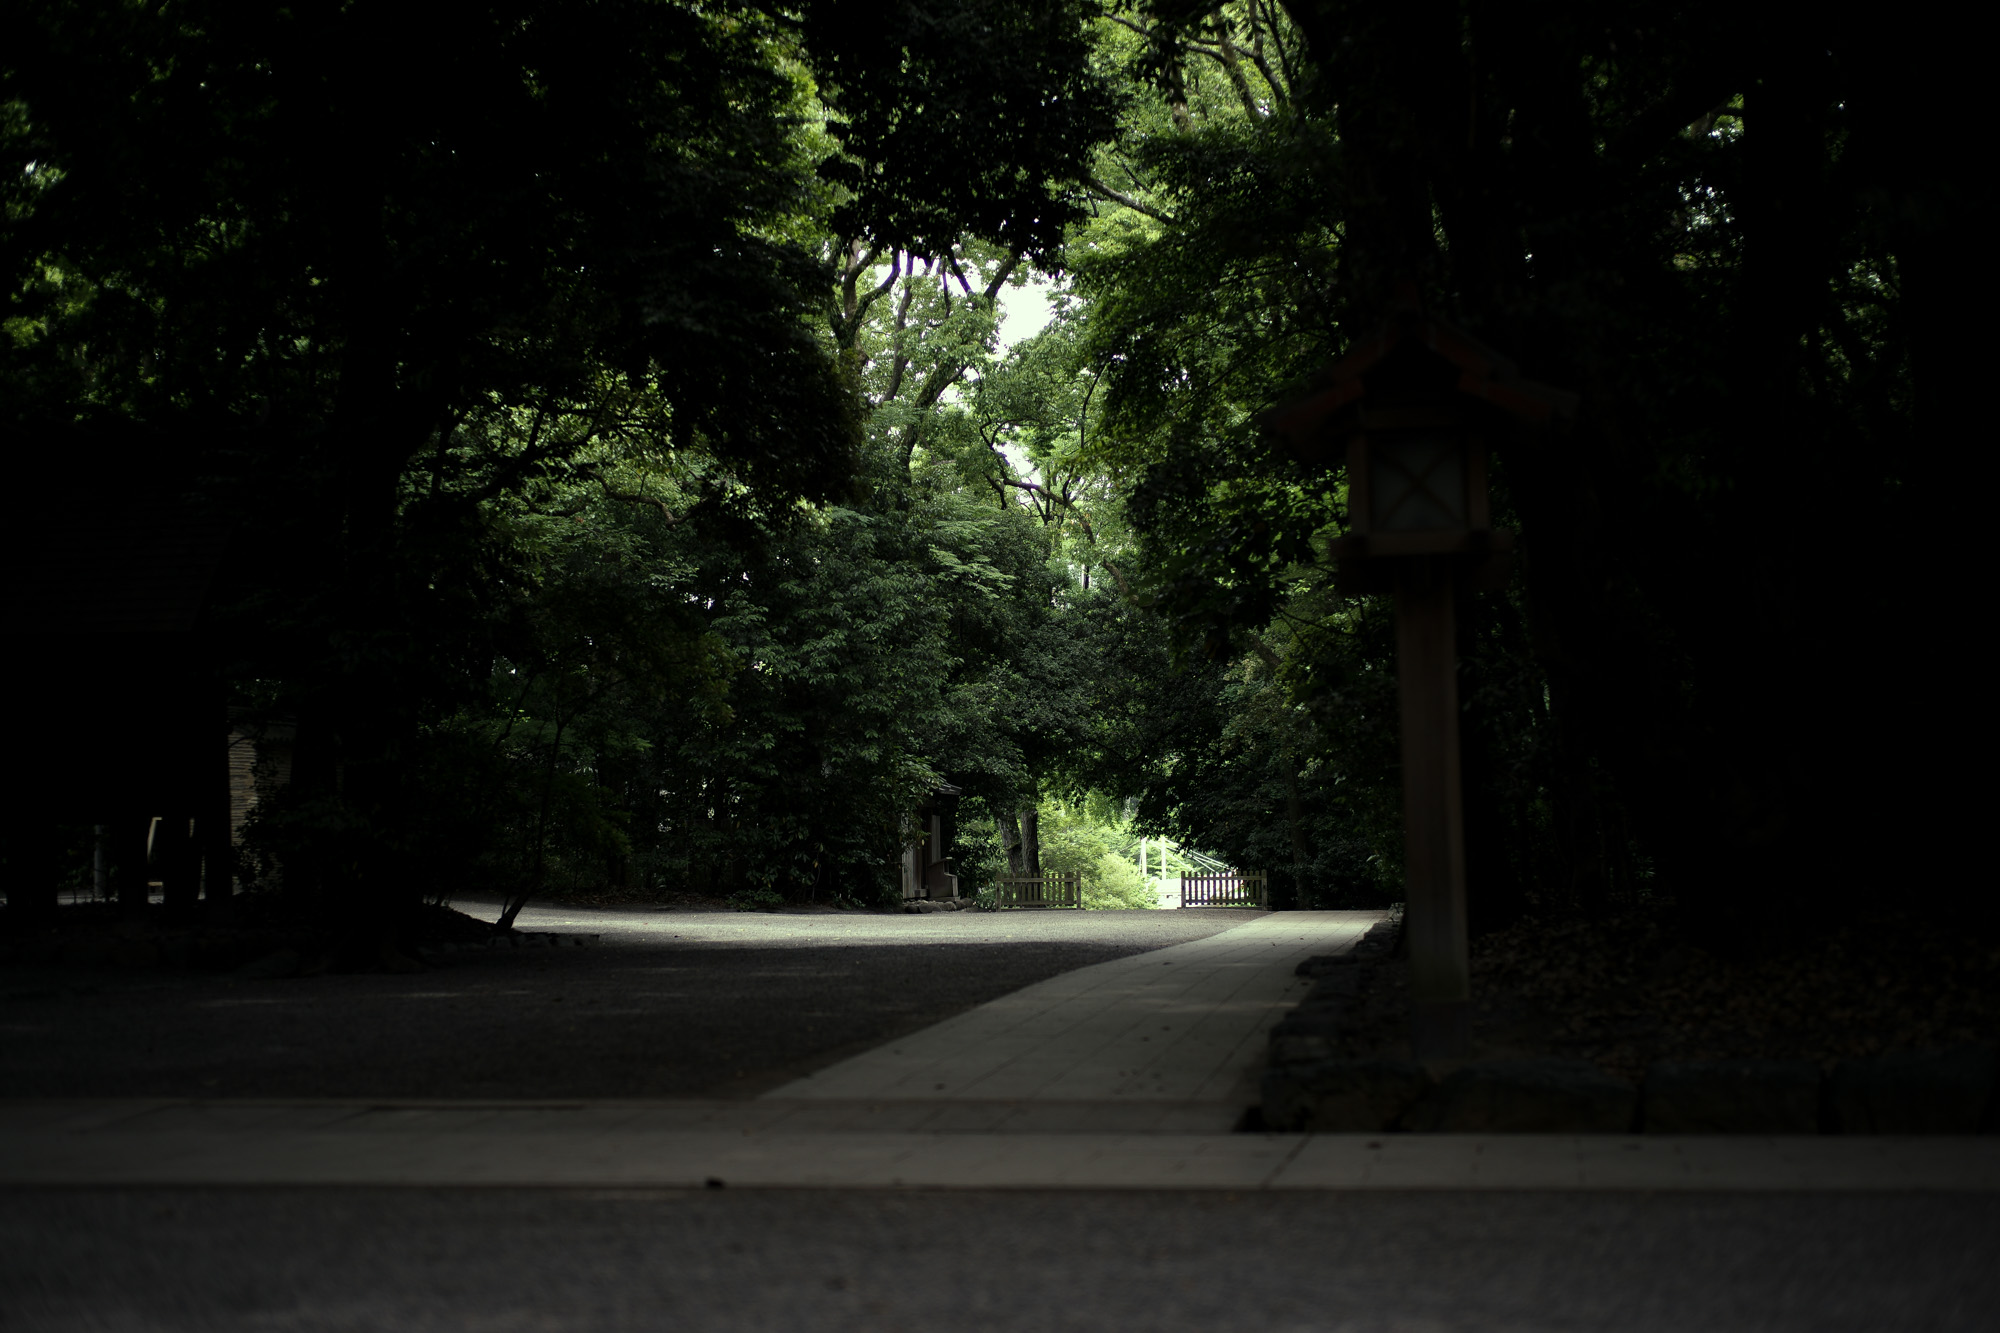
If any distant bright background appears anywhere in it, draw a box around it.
[995,277,1056,352]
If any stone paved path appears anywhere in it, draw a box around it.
[764,909,1374,1119]
[0,903,1257,1100]
[5,906,1998,1192]
[7,907,1998,1332]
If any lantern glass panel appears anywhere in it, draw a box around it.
[1370,433,1467,532]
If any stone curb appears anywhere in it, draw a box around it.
[7,1104,2000,1190]
[1266,1042,2000,1137]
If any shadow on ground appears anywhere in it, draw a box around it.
[0,910,1251,1100]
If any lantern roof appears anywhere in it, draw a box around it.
[1267,305,1578,466]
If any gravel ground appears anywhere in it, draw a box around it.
[0,904,1253,1100]
[1466,907,2000,1081]
[4,1187,1993,1332]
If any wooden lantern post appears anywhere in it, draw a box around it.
[1269,306,1575,1059]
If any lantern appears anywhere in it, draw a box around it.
[1270,308,1568,590]
[1269,305,1575,1058]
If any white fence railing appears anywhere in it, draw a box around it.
[1179,871,1266,908]
[996,872,1082,909]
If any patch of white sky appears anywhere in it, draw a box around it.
[986,274,1058,479]
[995,275,1057,353]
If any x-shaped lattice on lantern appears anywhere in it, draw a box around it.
[1368,432,1467,532]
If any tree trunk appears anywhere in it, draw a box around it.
[1000,810,1025,874]
[1285,766,1311,910]
[159,813,200,917]
[315,231,440,949]
[497,717,565,934]
[1019,806,1042,879]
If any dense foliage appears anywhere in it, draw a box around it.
[5,2,1976,939]
[1058,1,1981,932]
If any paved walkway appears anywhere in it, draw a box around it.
[2,903,1258,1101]
[5,907,1999,1192]
[763,909,1372,1121]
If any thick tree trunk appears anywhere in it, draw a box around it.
[159,813,200,916]
[1285,767,1310,909]
[497,718,565,934]
[1019,807,1042,879]
[308,190,444,950]
[1876,48,1982,925]
[1000,810,1025,874]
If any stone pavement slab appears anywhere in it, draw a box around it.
[13,1187,1995,1333]
[11,905,1995,1199]
[5,1099,1998,1191]
[765,909,1376,1111]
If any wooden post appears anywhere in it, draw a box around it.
[1395,556,1471,1059]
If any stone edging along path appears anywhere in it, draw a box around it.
[5,1100,1998,1191]
[1262,912,2000,1136]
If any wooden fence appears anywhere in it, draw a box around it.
[1179,871,1267,908]
[996,872,1083,909]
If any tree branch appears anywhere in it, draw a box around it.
[943,251,975,297]
[881,277,918,405]
[1101,559,1138,602]
[1186,32,1264,119]
[853,252,902,322]
[1085,174,1174,223]
[1263,0,1299,91]
[1243,2,1288,102]
[832,243,900,351]
[1000,476,1097,544]
[582,466,682,525]
[1608,76,1747,169]
[1243,633,1283,676]
[982,249,1023,303]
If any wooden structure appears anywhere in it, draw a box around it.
[1267,301,1574,1058]
[1178,871,1267,908]
[995,872,1082,908]
[3,443,237,920]
[226,712,295,880]
[899,785,963,902]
